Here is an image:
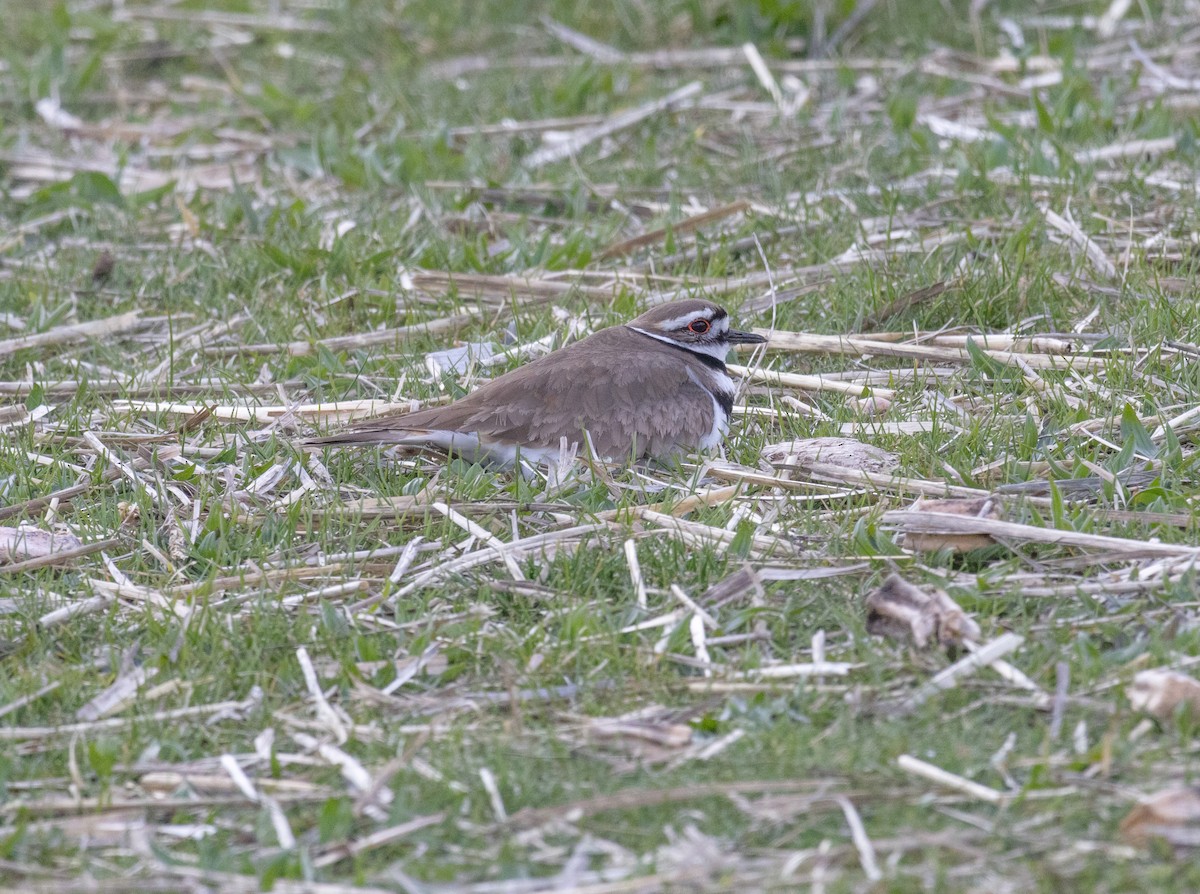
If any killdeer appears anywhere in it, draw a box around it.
[307,299,766,469]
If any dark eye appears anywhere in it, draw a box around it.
[688,319,710,334]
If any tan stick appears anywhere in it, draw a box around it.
[0,310,141,359]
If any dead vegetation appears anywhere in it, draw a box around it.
[2,0,1200,891]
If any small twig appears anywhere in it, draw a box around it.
[898,633,1025,712]
[897,754,1007,804]
[815,0,880,57]
[728,364,897,399]
[1049,661,1070,740]
[858,280,954,330]
[0,681,61,721]
[479,767,508,822]
[624,539,648,609]
[432,501,525,582]
[204,309,480,357]
[0,694,260,741]
[669,584,718,629]
[0,538,121,575]
[730,661,859,679]
[1043,206,1118,281]
[742,42,784,108]
[539,15,624,62]
[524,81,702,168]
[83,431,161,506]
[297,646,348,744]
[884,510,1200,559]
[598,199,750,260]
[0,310,141,359]
[387,536,425,585]
[313,813,445,869]
[837,796,883,882]
[751,328,1108,370]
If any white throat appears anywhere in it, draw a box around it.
[684,366,734,450]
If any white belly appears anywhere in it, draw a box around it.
[394,430,563,469]
[687,367,733,452]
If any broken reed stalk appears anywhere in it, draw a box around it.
[0,310,142,359]
[756,330,1116,370]
[884,510,1200,558]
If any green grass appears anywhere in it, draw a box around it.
[2,0,1200,890]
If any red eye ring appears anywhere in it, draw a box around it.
[688,319,710,334]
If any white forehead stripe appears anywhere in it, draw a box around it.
[656,307,719,330]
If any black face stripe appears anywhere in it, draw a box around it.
[629,327,728,372]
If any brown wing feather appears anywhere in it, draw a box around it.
[311,328,717,459]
